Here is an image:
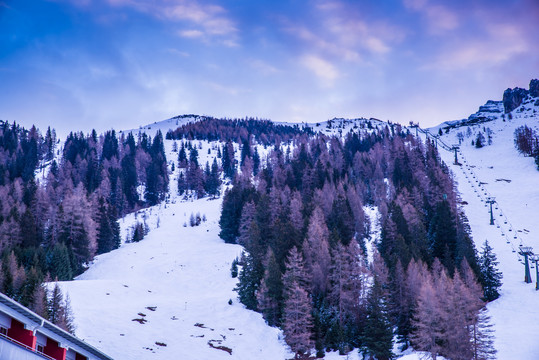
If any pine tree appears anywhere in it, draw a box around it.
[429,200,457,271]
[283,283,314,359]
[235,252,262,310]
[303,207,331,295]
[178,171,186,196]
[205,157,222,198]
[178,142,187,168]
[362,261,393,360]
[30,282,48,318]
[328,242,366,353]
[3,251,27,299]
[59,185,97,270]
[411,274,443,360]
[96,197,121,254]
[47,243,73,281]
[282,247,313,358]
[48,282,64,324]
[479,240,502,302]
[252,146,260,176]
[470,306,497,360]
[222,140,236,179]
[257,249,283,327]
[475,132,485,148]
[48,283,76,334]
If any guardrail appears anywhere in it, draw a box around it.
[0,332,56,360]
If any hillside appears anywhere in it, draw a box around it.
[425,89,539,360]
[53,81,539,360]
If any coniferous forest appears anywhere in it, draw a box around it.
[0,121,168,332]
[213,123,497,359]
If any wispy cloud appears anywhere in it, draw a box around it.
[301,55,339,86]
[248,59,280,75]
[178,29,204,39]
[403,0,459,34]
[284,1,402,66]
[205,81,250,96]
[427,18,529,70]
[106,0,238,45]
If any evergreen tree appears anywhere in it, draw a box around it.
[282,247,313,358]
[235,252,262,310]
[429,200,457,271]
[362,262,393,360]
[121,133,138,207]
[252,147,261,176]
[257,249,283,327]
[303,207,331,296]
[178,142,188,168]
[411,274,443,360]
[177,170,187,196]
[47,243,73,281]
[48,282,64,324]
[479,240,502,302]
[222,140,236,179]
[328,242,366,353]
[475,133,485,148]
[58,186,97,271]
[20,208,40,248]
[96,197,121,254]
[48,283,75,334]
[205,158,221,198]
[470,306,497,360]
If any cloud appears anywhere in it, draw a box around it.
[284,1,402,65]
[301,55,339,85]
[427,19,529,70]
[248,59,280,75]
[178,29,204,38]
[106,0,238,45]
[403,0,459,33]
[166,48,190,57]
[205,81,250,96]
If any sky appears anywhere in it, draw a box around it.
[0,0,538,136]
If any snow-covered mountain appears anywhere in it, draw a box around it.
[57,81,539,360]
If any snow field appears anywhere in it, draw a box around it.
[429,99,539,359]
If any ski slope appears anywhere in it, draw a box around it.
[427,96,539,360]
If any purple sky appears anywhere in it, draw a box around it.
[1,0,538,135]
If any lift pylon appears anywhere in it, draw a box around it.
[486,197,496,225]
[519,246,534,284]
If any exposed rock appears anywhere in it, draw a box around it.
[530,79,539,98]
[503,87,529,113]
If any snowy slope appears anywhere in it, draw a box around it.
[119,114,209,137]
[52,137,292,360]
[278,117,388,137]
[425,95,539,359]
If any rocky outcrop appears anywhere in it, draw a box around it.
[503,87,528,113]
[530,79,539,98]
